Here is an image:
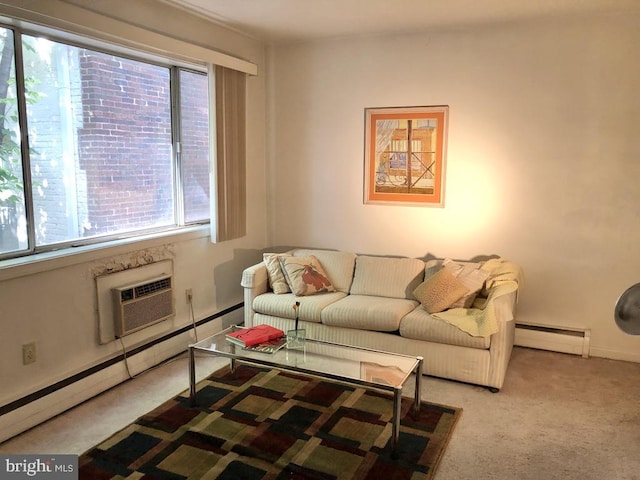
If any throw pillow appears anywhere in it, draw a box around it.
[442,258,490,308]
[413,268,469,314]
[279,255,336,296]
[263,253,291,294]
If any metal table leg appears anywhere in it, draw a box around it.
[414,357,423,416]
[189,346,196,405]
[391,386,402,457]
[230,343,237,373]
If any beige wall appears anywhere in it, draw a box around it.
[269,13,640,362]
[0,0,268,416]
[2,0,639,439]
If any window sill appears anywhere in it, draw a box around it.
[0,225,210,282]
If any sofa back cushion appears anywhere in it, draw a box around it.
[293,249,357,294]
[350,255,425,299]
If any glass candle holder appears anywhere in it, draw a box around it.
[286,329,306,350]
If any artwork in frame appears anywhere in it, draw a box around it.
[364,105,448,206]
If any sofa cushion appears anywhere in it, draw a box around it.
[400,306,491,349]
[413,268,469,313]
[350,255,425,299]
[442,259,490,308]
[263,253,291,294]
[253,291,347,323]
[279,255,336,296]
[293,249,356,293]
[321,294,419,332]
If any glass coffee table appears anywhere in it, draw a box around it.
[188,325,423,455]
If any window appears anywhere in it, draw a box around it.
[0,24,210,259]
[179,70,210,224]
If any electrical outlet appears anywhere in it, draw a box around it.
[185,288,193,304]
[23,342,36,365]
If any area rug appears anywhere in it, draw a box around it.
[79,365,461,479]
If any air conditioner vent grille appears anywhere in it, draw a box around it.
[134,277,171,298]
[112,274,175,338]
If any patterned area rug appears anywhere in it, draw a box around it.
[79,365,461,479]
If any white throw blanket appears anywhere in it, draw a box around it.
[432,258,524,337]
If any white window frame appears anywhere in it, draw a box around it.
[0,18,210,261]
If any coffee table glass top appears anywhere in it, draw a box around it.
[191,325,420,391]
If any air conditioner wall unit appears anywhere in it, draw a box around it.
[112,274,175,338]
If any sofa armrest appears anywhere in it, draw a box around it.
[487,290,518,389]
[492,288,517,323]
[241,262,269,327]
[241,262,269,290]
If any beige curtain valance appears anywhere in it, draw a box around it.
[0,0,258,75]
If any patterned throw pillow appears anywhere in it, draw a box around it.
[413,268,469,314]
[279,255,336,296]
[263,253,291,294]
[442,259,490,308]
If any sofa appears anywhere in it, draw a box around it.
[241,248,523,391]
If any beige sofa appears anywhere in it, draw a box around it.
[241,248,523,391]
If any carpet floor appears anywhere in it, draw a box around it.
[78,365,461,479]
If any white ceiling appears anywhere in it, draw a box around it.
[162,0,639,44]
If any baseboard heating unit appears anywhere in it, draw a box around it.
[515,323,590,358]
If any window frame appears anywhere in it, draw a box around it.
[0,17,211,261]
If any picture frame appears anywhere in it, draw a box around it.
[364,105,448,206]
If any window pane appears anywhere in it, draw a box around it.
[22,35,174,246]
[0,28,28,256]
[180,70,210,223]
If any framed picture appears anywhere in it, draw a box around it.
[364,105,448,206]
